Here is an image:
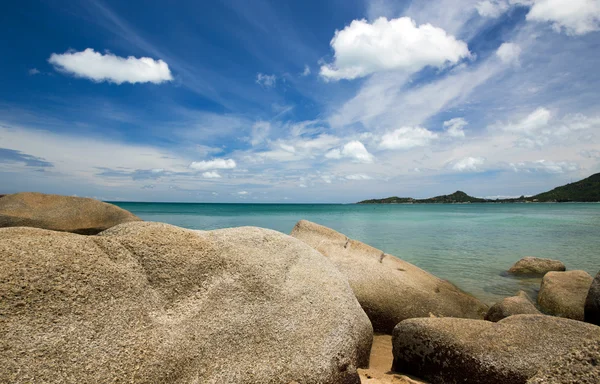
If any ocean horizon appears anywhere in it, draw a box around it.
[112,201,600,305]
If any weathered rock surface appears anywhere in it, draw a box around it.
[508,257,566,276]
[538,270,593,320]
[392,315,600,384]
[290,220,488,333]
[485,291,541,322]
[0,192,140,234]
[0,222,373,384]
[527,340,600,384]
[585,271,600,326]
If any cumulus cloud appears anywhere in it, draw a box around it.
[256,73,277,88]
[48,48,173,84]
[496,43,522,65]
[379,126,439,150]
[325,140,375,163]
[202,171,222,178]
[189,158,237,171]
[510,160,579,173]
[301,65,311,76]
[449,157,486,172]
[346,174,373,180]
[320,17,471,81]
[527,0,600,35]
[28,68,41,76]
[443,118,468,138]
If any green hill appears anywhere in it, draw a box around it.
[357,173,600,204]
[530,173,600,202]
[358,191,487,204]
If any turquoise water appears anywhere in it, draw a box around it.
[112,202,600,304]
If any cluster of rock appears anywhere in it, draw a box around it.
[1,192,599,384]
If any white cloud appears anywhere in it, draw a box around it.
[449,157,486,172]
[527,0,600,35]
[325,140,375,163]
[320,17,471,81]
[28,68,40,75]
[202,171,222,178]
[379,126,439,150]
[496,43,522,65]
[48,48,173,84]
[237,191,249,195]
[510,160,579,173]
[189,158,237,171]
[256,73,277,88]
[301,65,311,76]
[250,121,271,146]
[476,0,510,17]
[500,107,552,134]
[443,118,468,138]
[476,0,533,18]
[494,108,600,148]
[346,174,373,180]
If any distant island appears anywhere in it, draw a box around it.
[358,173,600,204]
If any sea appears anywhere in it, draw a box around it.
[112,202,600,305]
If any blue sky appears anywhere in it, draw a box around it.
[1,0,599,202]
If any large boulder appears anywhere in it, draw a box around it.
[527,340,600,384]
[290,220,488,333]
[392,315,600,384]
[0,222,373,384]
[538,270,593,320]
[585,271,600,326]
[508,257,566,276]
[485,291,541,322]
[0,192,140,234]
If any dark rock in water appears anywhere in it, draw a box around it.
[538,270,593,321]
[0,222,372,383]
[0,192,140,234]
[485,291,541,322]
[585,271,600,326]
[527,340,600,384]
[392,314,600,384]
[291,220,488,334]
[508,257,566,276]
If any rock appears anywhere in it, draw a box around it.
[359,335,428,384]
[538,270,593,320]
[392,315,600,384]
[508,257,566,276]
[527,339,600,384]
[485,291,541,322]
[585,271,600,326]
[0,222,373,384]
[0,192,140,234]
[290,220,488,333]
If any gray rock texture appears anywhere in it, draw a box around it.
[584,271,600,326]
[538,270,593,320]
[485,290,541,322]
[508,257,566,276]
[290,220,488,333]
[0,192,140,234]
[0,222,373,384]
[527,340,600,384]
[392,315,600,384]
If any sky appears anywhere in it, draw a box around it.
[1,0,600,203]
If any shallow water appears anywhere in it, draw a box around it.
[112,202,600,304]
